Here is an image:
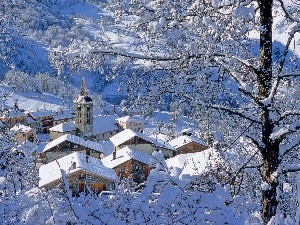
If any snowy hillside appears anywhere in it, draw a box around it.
[0,85,67,111]
[0,0,127,104]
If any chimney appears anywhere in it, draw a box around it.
[113,149,116,160]
[72,162,76,169]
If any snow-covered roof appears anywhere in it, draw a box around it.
[36,142,48,153]
[43,134,110,155]
[49,121,76,133]
[26,116,35,124]
[93,115,118,135]
[97,141,114,155]
[109,129,175,151]
[1,109,27,118]
[166,149,214,180]
[17,141,39,156]
[39,152,119,187]
[53,111,74,121]
[143,125,174,143]
[179,149,216,180]
[117,115,144,123]
[102,146,152,169]
[29,110,54,119]
[165,148,224,182]
[10,124,33,133]
[166,153,197,171]
[74,95,93,104]
[168,135,207,149]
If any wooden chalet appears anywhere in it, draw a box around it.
[49,121,76,141]
[0,109,28,128]
[102,146,152,184]
[168,135,208,155]
[39,152,119,195]
[93,114,119,141]
[109,129,176,159]
[116,115,144,132]
[52,111,74,126]
[10,124,36,143]
[40,134,112,163]
[28,110,55,134]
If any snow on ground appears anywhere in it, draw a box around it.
[0,85,68,112]
[166,152,197,177]
[102,146,152,168]
[61,2,102,20]
[166,149,214,181]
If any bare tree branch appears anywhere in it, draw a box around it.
[208,104,261,123]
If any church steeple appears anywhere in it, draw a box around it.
[80,75,88,96]
[74,74,93,139]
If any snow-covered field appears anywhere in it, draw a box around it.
[0,85,67,112]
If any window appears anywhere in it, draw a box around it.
[77,107,81,111]
[73,145,78,149]
[69,182,74,188]
[119,167,124,173]
[79,174,85,179]
[106,183,114,191]
[87,107,90,111]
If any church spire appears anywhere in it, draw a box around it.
[80,74,88,96]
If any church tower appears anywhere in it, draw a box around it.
[74,75,93,139]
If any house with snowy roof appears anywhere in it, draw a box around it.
[39,152,119,195]
[28,110,55,133]
[52,110,74,126]
[109,129,176,158]
[0,109,28,128]
[93,114,119,141]
[40,134,112,163]
[49,121,77,141]
[116,115,144,132]
[168,135,208,155]
[10,124,36,143]
[25,116,35,126]
[102,146,152,183]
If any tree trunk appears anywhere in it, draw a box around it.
[261,143,279,224]
[257,0,279,224]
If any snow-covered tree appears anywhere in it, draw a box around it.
[50,0,300,223]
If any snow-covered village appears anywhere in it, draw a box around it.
[0,0,300,225]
